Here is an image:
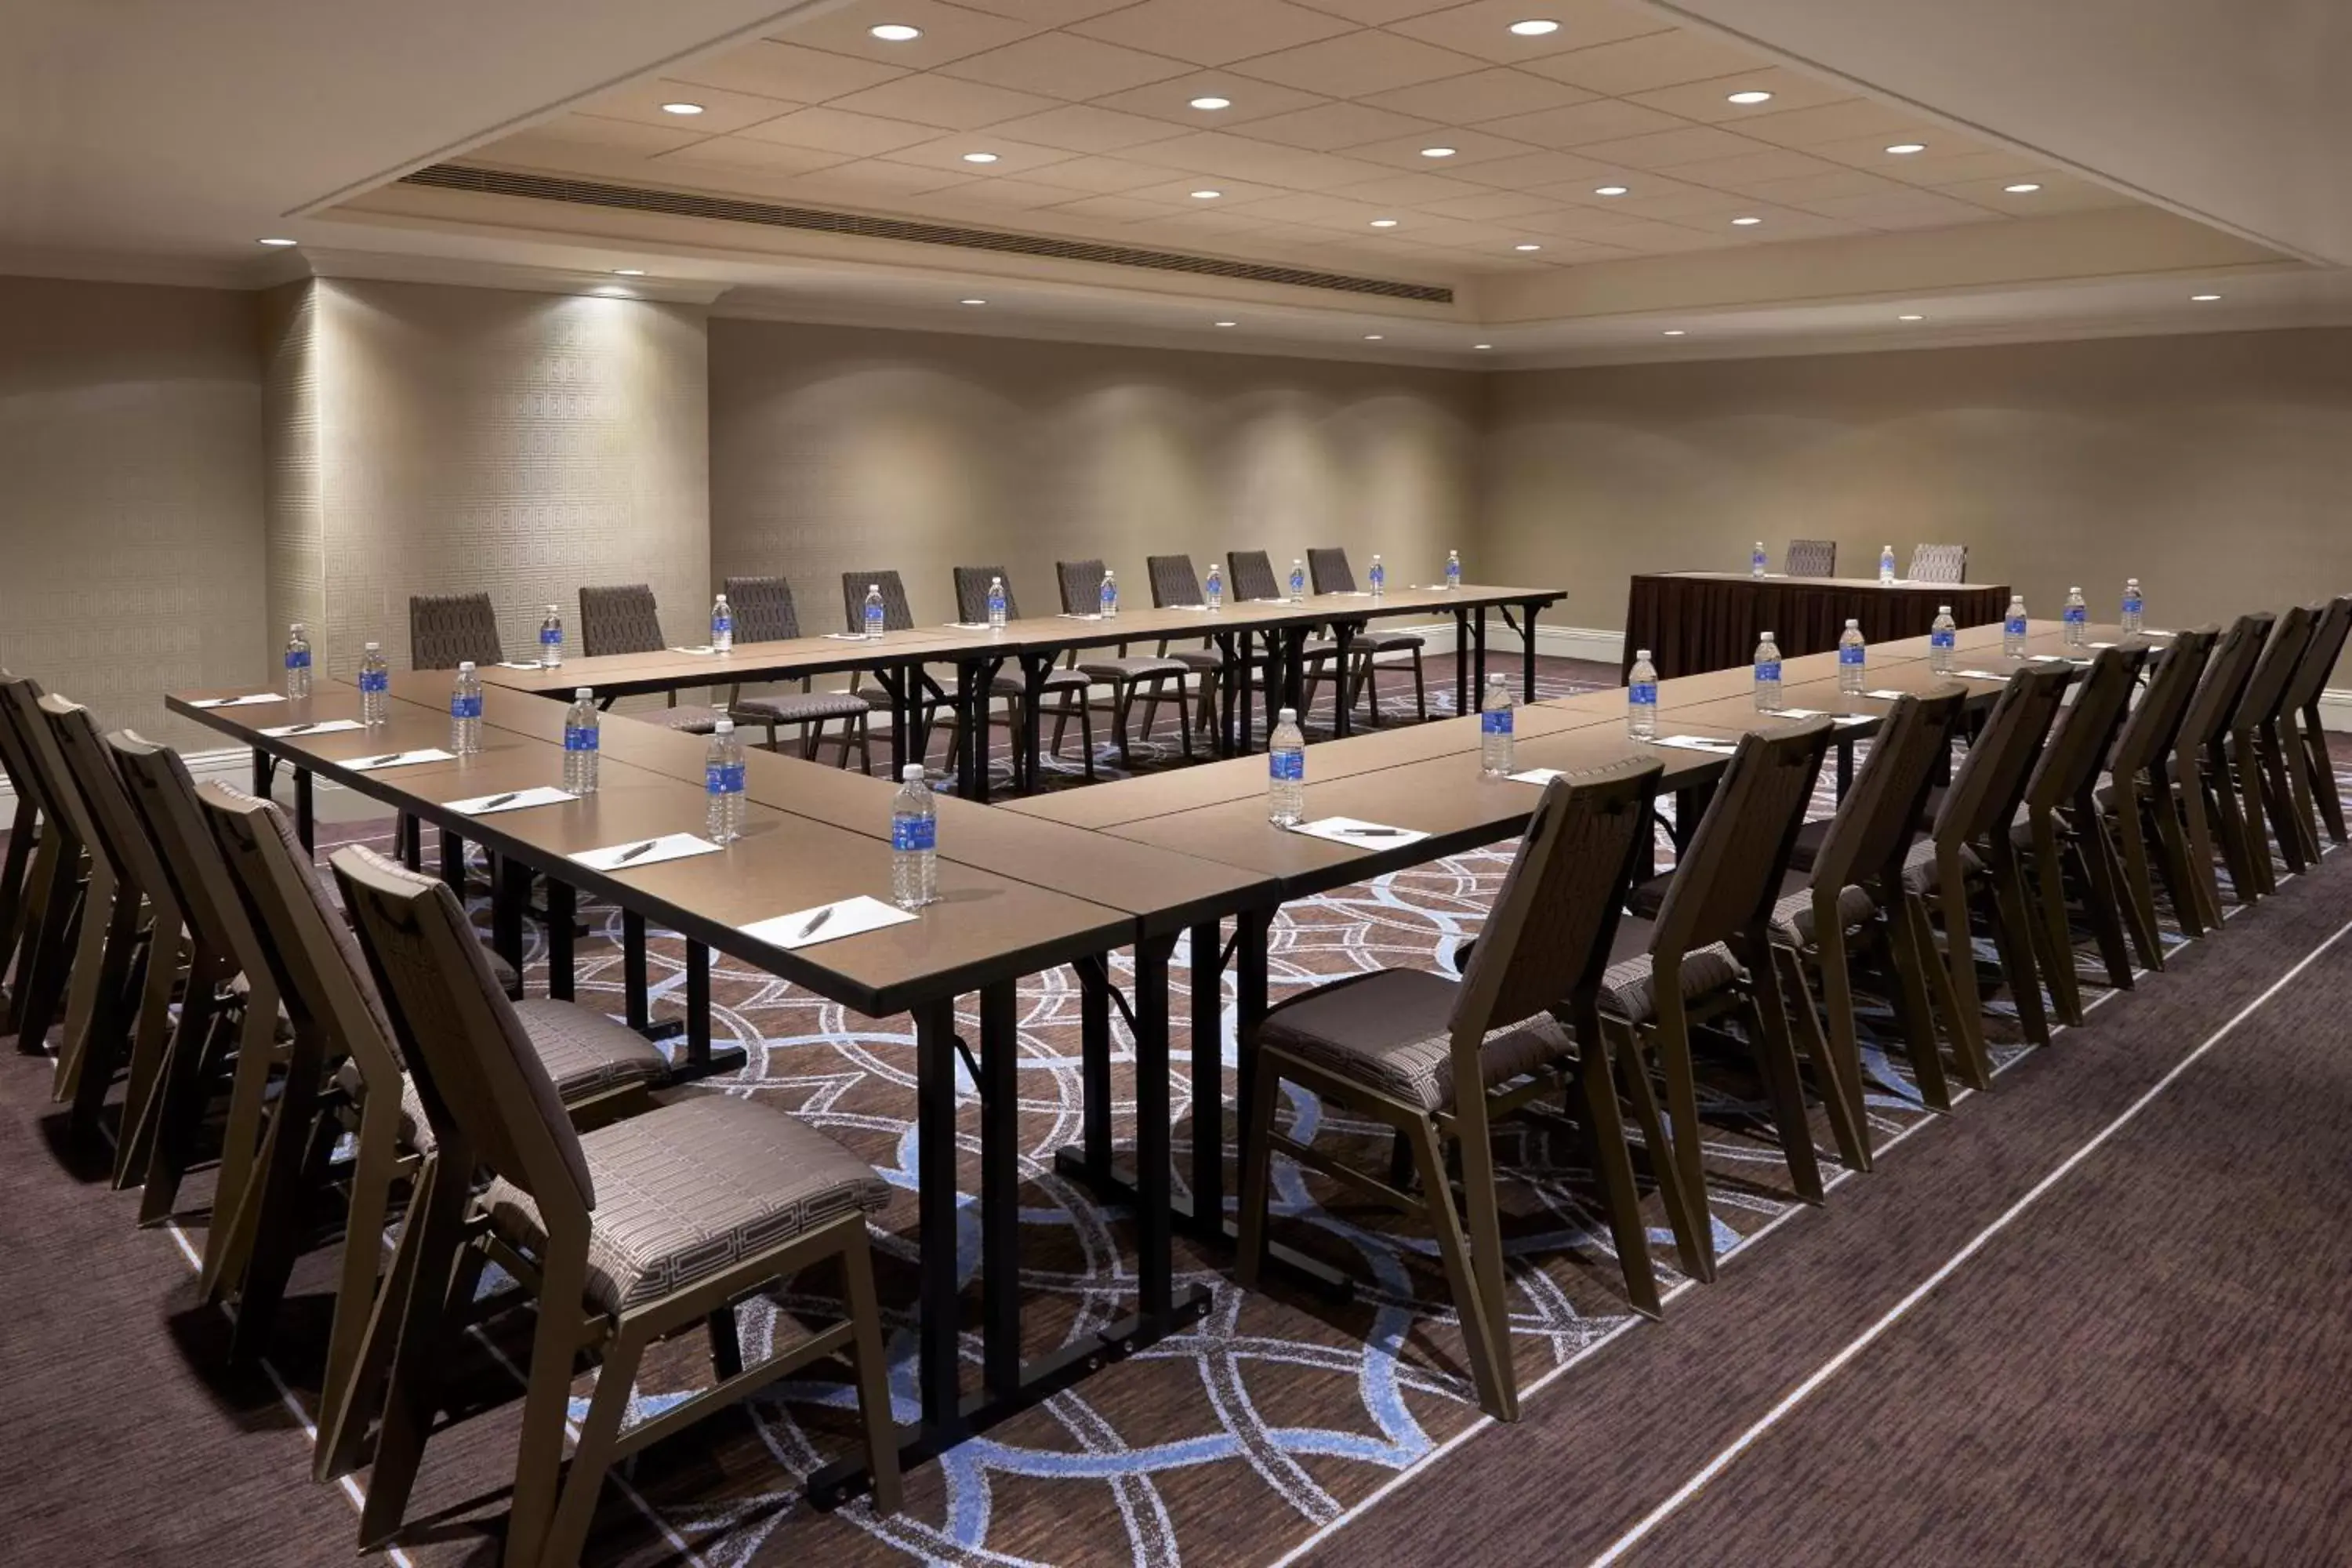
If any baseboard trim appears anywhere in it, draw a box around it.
[1396,618,1626,670]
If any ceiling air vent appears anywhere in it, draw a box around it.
[399,163,1454,305]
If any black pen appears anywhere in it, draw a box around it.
[478,792,518,810]
[282,720,321,735]
[796,904,835,940]
[613,839,659,865]
[358,751,405,767]
[1338,826,1409,837]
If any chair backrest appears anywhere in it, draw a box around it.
[1452,757,1662,1036]
[1806,685,1968,898]
[1054,559,1106,615]
[1146,554,1203,608]
[106,732,259,976]
[721,575,803,644]
[2107,625,2218,782]
[1226,550,1279,602]
[2176,612,2270,757]
[0,675,91,851]
[840,571,916,634]
[2231,603,2318,733]
[408,593,504,670]
[0,670,58,822]
[1933,663,2071,848]
[38,694,170,917]
[1306,548,1356,594]
[1783,539,1837,577]
[2024,644,2147,811]
[2282,594,2352,715]
[332,844,593,1213]
[198,782,405,1108]
[577,584,670,658]
[1907,544,1968,583]
[1653,719,1835,956]
[953,565,1013,625]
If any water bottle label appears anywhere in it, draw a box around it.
[541,627,561,645]
[1102,587,1116,610]
[564,726,598,752]
[2063,606,2086,624]
[1630,681,1657,706]
[1370,568,1384,590]
[2006,617,2027,636]
[1932,630,1956,649]
[1481,710,1514,735]
[706,762,745,794]
[285,649,310,670]
[450,694,481,720]
[1839,646,1864,666]
[866,609,884,631]
[358,670,388,694]
[2123,596,2143,613]
[1755,661,1781,682]
[892,815,937,853]
[1269,750,1305,782]
[713,615,732,637]
[1290,574,1305,597]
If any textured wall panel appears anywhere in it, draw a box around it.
[0,277,267,750]
[261,281,325,667]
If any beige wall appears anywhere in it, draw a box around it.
[0,277,267,749]
[710,319,1483,630]
[1485,329,2352,675]
[268,278,712,678]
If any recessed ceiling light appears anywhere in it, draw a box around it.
[1191,189,1221,199]
[256,237,298,247]
[1594,184,1629,197]
[1420,146,1457,158]
[1726,89,1774,105]
[1731,215,1762,226]
[1508,19,1560,35]
[1189,95,1232,111]
[869,23,921,41]
[1475,343,1493,350]
[2004,182,2043,194]
[1514,242,1542,252]
[1369,217,1399,227]
[960,298,987,306]
[1885,142,1928,155]
[2190,292,2222,302]
[1897,313,1926,321]
[962,151,999,164]
[660,102,705,116]
[1662,329,1686,336]
[1364,334,1385,341]
[612,268,645,276]
[1214,320,1237,327]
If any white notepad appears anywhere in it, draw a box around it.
[568,833,721,873]
[345,748,457,771]
[1508,767,1568,786]
[740,895,916,951]
[1953,668,2016,681]
[495,660,546,671]
[1861,689,1913,702]
[447,785,575,816]
[823,631,875,642]
[1287,815,1429,848]
[1653,735,1741,755]
[260,718,364,738]
[189,692,285,710]
[668,644,719,656]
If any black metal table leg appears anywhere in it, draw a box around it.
[1133,934,1174,1317]
[1454,608,1471,715]
[978,981,1022,1397]
[492,853,529,979]
[1018,652,1051,796]
[439,828,465,895]
[250,746,270,798]
[1836,735,1855,798]
[546,881,575,1001]
[1188,920,1224,1236]
[1078,955,1112,1175]
[666,939,744,1081]
[914,998,964,1429]
[1330,622,1357,739]
[1281,627,1308,719]
[293,768,314,855]
[1521,599,1541,703]
[1474,605,1490,697]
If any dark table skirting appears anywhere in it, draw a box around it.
[1623,575,2011,681]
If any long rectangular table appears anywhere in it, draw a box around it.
[1624,571,2013,681]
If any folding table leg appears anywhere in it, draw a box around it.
[1189,920,1225,1235]
[978,981,1022,1397]
[546,880,575,1001]
[1133,935,1175,1319]
[913,998,964,1430]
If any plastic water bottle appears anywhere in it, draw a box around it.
[563,688,599,796]
[284,622,313,700]
[704,719,746,844]
[2003,595,2029,659]
[1205,562,1224,612]
[1480,675,1515,777]
[891,764,938,910]
[539,604,564,668]
[1445,550,1462,591]
[987,575,1007,630]
[1751,541,1768,578]
[1879,543,1897,585]
[1627,650,1657,740]
[1369,555,1385,599]
[358,642,390,727]
[1100,569,1118,619]
[863,584,885,641]
[1838,619,1867,695]
[2122,578,2144,635]
[711,593,733,652]
[450,661,482,755]
[2063,586,2088,648]
[1754,632,1783,713]
[1288,559,1306,604]
[1930,606,1957,673]
[1268,707,1305,826]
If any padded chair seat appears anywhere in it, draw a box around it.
[730,690,870,726]
[987,666,1092,699]
[1900,837,1985,895]
[1258,967,1573,1113]
[1597,919,1742,1023]
[1074,655,1192,684]
[1168,648,1227,672]
[1769,878,1880,946]
[487,1095,891,1313]
[639,704,726,735]
[1351,629,1427,655]
[348,998,666,1150]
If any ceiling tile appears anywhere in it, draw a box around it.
[1647,146,1843,189]
[650,136,857,177]
[1385,0,1674,63]
[763,161,980,203]
[1523,27,1769,93]
[1222,191,1397,227]
[1414,188,1569,220]
[980,103,1198,152]
[1120,209,1276,238]
[1361,67,1595,125]
[1379,215,1523,247]
[1082,71,1330,126]
[1121,175,1293,205]
[901,173,1099,209]
[735,105,945,156]
[1932,172,2131,213]
[1069,0,1356,67]
[475,132,687,182]
[1799,187,1999,226]
[1326,169,1495,203]
[1338,127,1546,171]
[938,32,1193,100]
[1229,101,1445,152]
[666,42,909,104]
[1879,148,2047,187]
[1288,0,1463,24]
[1501,203,1679,239]
[1624,67,1855,124]
[1568,124,1762,169]
[575,79,801,135]
[1479,98,1685,149]
[1045,192,1192,222]
[770,0,1047,67]
[1721,209,1869,242]
[1228,31,1490,98]
[822,73,1065,129]
[1449,147,1613,188]
[1730,166,1907,207]
[1018,153,1200,192]
[1118,130,1392,187]
[1560,216,1735,252]
[1571,183,1756,221]
[942,0,1141,22]
[524,114,710,154]
[1806,130,1981,172]
[1734,98,1936,149]
[881,132,1083,174]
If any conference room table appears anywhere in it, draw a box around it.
[475,582,1565,802]
[1624,570,2013,681]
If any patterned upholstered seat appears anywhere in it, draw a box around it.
[1305,548,1427,655]
[577,583,725,734]
[1900,836,1983,893]
[487,1095,892,1312]
[1768,880,1880,946]
[1596,920,1743,1023]
[1258,968,1575,1112]
[718,575,873,733]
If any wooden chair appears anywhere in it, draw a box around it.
[1783,539,1837,577]
[577,584,725,734]
[949,565,1097,782]
[1601,719,1841,1283]
[2280,594,2352,858]
[2175,612,2273,920]
[2097,626,2219,958]
[1906,544,1969,584]
[408,592,505,670]
[0,674,93,1060]
[1307,547,1429,726]
[1053,557,1194,765]
[717,575,871,769]
[1142,553,1231,739]
[2223,604,2318,896]
[332,844,900,1563]
[1237,758,1666,1421]
[0,670,48,1036]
